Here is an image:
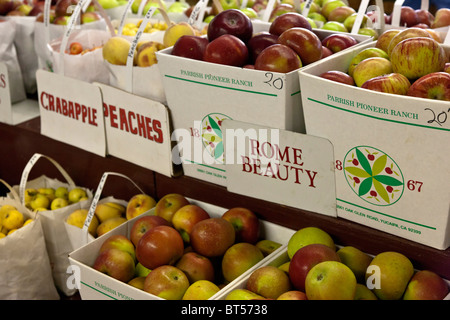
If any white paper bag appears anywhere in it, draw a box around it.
[0,18,27,104]
[12,153,93,296]
[0,179,59,300]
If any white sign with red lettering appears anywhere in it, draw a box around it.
[95,83,174,177]
[36,69,106,156]
[223,119,337,217]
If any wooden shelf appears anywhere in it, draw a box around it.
[1,116,449,282]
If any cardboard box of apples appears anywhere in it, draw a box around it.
[215,226,450,300]
[155,8,372,187]
[298,27,450,250]
[68,194,296,300]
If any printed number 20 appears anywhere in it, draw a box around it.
[264,72,283,90]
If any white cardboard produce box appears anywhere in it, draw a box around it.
[68,198,296,300]
[215,247,450,300]
[298,41,450,250]
[156,30,371,187]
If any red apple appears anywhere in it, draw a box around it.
[386,27,432,56]
[431,8,450,28]
[254,44,302,73]
[321,46,333,58]
[171,204,210,243]
[444,62,450,73]
[171,35,209,61]
[321,34,358,54]
[269,3,296,22]
[375,29,401,53]
[246,265,292,299]
[69,42,83,55]
[93,248,135,283]
[222,207,260,244]
[190,217,235,257]
[269,12,312,36]
[54,0,78,17]
[277,27,322,66]
[327,6,356,23]
[175,251,215,283]
[319,70,355,86]
[415,9,434,26]
[136,225,184,270]
[155,193,190,225]
[400,6,418,27]
[52,15,70,25]
[80,11,101,24]
[320,0,347,20]
[390,37,446,80]
[277,290,308,300]
[144,265,190,300]
[361,73,411,95]
[203,34,249,67]
[406,72,450,101]
[129,214,170,247]
[207,8,253,43]
[98,234,136,262]
[403,270,449,300]
[289,243,341,292]
[0,0,15,15]
[247,32,279,64]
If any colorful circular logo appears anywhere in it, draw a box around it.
[343,146,404,206]
[201,113,232,164]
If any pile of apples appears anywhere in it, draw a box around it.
[224,226,450,300]
[91,193,284,300]
[66,41,102,55]
[0,205,33,238]
[171,9,360,73]
[319,27,450,101]
[33,0,103,25]
[379,5,450,29]
[66,193,155,238]
[0,0,45,17]
[24,186,88,211]
[120,20,168,37]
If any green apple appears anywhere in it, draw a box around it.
[337,246,373,283]
[167,1,189,13]
[225,288,265,300]
[182,280,221,300]
[98,0,119,9]
[256,239,282,256]
[343,13,369,31]
[30,193,50,211]
[354,283,378,300]
[239,8,258,19]
[287,226,335,259]
[219,0,240,10]
[222,242,264,283]
[246,265,292,299]
[321,0,346,19]
[358,27,379,40]
[305,261,357,300]
[55,186,69,199]
[321,21,348,32]
[352,57,393,87]
[308,12,326,23]
[347,47,389,77]
[50,197,69,210]
[68,187,88,203]
[366,251,414,300]
[135,262,151,277]
[38,188,55,201]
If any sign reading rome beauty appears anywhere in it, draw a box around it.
[95,83,173,177]
[223,120,337,217]
[36,70,106,156]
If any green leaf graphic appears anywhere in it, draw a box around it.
[374,175,403,186]
[356,148,372,176]
[208,116,222,138]
[373,179,390,204]
[358,177,373,196]
[214,141,223,159]
[372,154,387,176]
[345,167,371,178]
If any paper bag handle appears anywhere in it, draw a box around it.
[0,179,20,202]
[350,0,371,34]
[19,153,76,205]
[81,172,145,239]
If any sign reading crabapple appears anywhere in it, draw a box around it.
[342,146,405,206]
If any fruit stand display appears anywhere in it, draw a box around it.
[0,0,450,302]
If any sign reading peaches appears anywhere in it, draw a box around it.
[36,70,106,156]
[222,119,337,217]
[95,83,174,177]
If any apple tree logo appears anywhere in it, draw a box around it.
[343,146,404,206]
[201,113,232,164]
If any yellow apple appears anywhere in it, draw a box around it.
[50,197,69,210]
[0,205,16,219]
[96,216,127,237]
[30,193,50,211]
[3,209,24,231]
[66,209,99,237]
[182,280,221,300]
[24,188,38,206]
[95,202,125,223]
[54,186,69,199]
[337,246,373,283]
[38,188,55,202]
[126,194,156,220]
[68,188,88,204]
[0,232,5,239]
[225,288,265,300]
[128,276,146,290]
[287,226,335,259]
[23,219,33,227]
